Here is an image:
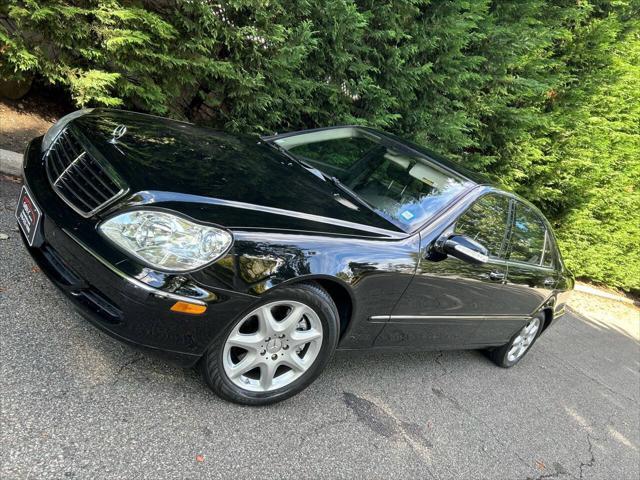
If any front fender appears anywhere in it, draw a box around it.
[189,230,421,348]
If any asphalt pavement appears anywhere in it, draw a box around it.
[1,178,639,479]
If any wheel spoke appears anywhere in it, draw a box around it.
[257,306,278,336]
[227,352,259,379]
[275,304,307,334]
[259,361,277,390]
[289,328,322,348]
[508,344,519,359]
[227,332,264,351]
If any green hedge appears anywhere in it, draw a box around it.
[1,1,638,292]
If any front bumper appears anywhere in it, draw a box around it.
[19,138,257,367]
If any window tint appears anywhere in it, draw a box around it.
[277,128,473,229]
[454,194,510,258]
[510,203,550,266]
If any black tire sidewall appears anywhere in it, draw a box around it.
[202,283,339,405]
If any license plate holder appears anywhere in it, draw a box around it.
[16,186,43,247]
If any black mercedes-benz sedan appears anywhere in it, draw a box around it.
[17,109,573,405]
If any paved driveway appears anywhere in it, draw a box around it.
[1,179,639,479]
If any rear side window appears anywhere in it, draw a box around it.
[454,194,511,259]
[510,202,553,267]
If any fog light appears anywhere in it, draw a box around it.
[170,301,207,315]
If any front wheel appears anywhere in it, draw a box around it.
[201,283,339,405]
[487,314,543,368]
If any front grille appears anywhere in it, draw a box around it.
[45,129,127,217]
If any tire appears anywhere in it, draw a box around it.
[201,282,340,405]
[487,313,544,368]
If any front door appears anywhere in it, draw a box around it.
[375,193,513,348]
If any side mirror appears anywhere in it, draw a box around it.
[442,234,489,264]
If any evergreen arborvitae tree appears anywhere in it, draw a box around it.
[544,10,640,290]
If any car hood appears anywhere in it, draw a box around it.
[71,109,404,238]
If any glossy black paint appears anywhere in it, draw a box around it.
[19,109,574,366]
[74,110,403,237]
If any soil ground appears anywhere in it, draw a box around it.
[0,90,70,152]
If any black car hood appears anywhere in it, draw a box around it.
[72,109,404,238]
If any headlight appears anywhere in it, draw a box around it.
[99,210,233,272]
[41,109,94,152]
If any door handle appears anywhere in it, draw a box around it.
[489,271,505,281]
[544,278,556,287]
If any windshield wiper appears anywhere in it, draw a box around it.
[327,176,379,213]
[265,141,378,214]
[266,141,328,181]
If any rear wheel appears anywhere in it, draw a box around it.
[487,314,543,368]
[202,283,339,405]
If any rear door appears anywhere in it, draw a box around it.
[479,200,558,344]
[375,193,512,348]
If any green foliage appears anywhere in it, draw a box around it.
[1,0,638,291]
[551,26,640,291]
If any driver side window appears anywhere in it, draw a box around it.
[454,194,511,259]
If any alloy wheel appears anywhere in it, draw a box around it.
[222,300,324,392]
[506,317,541,362]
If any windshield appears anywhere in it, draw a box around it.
[273,127,473,229]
